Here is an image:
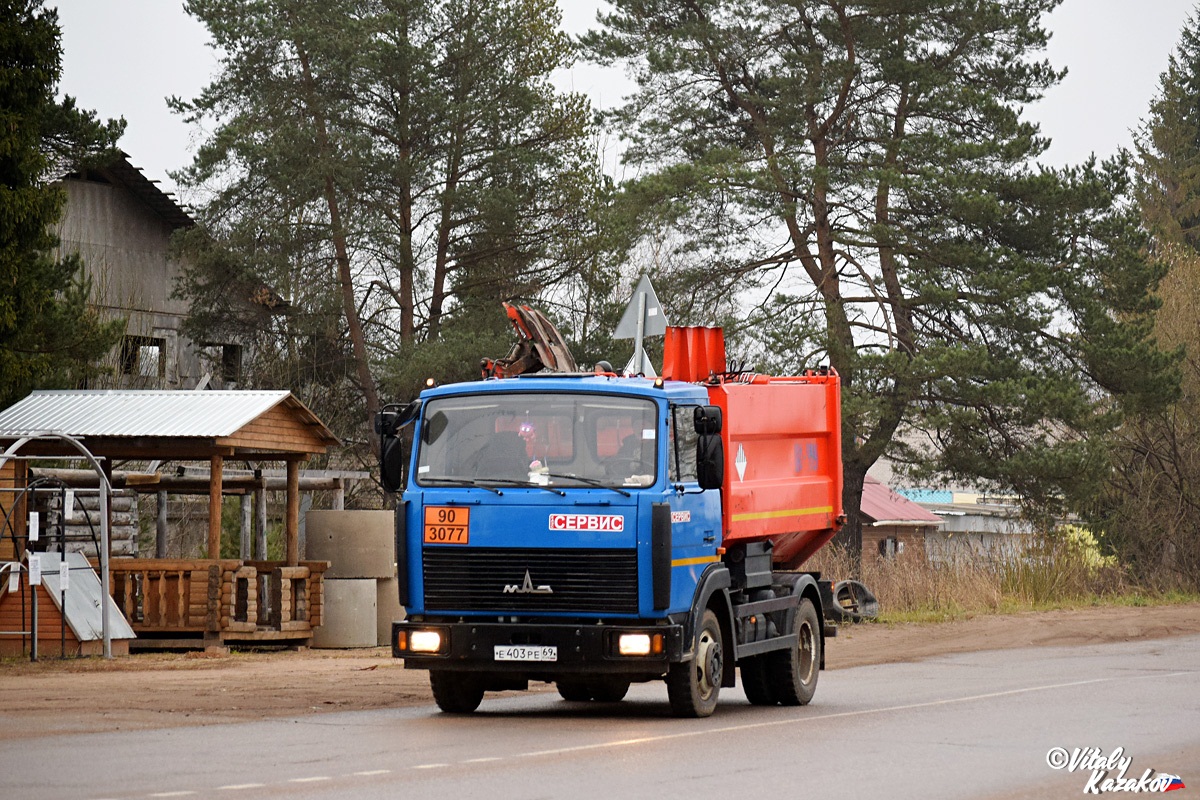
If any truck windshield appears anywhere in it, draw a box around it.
[415,393,658,489]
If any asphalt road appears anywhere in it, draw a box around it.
[4,635,1198,800]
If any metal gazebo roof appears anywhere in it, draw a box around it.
[0,389,342,569]
[0,390,338,458]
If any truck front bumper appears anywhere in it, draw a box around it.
[392,620,685,676]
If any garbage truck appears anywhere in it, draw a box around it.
[377,305,843,716]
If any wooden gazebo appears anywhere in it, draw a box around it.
[0,390,341,649]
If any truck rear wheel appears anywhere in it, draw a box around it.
[667,609,722,718]
[740,656,776,705]
[556,680,593,702]
[430,671,485,713]
[557,678,631,703]
[767,597,820,706]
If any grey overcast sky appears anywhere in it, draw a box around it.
[53,0,1199,201]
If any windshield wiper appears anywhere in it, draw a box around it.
[476,478,566,496]
[419,477,503,495]
[543,472,632,497]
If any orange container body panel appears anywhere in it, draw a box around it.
[707,373,843,569]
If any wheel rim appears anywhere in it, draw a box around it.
[797,620,816,685]
[696,626,721,699]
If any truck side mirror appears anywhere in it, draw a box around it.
[696,432,724,490]
[694,405,722,435]
[694,406,724,490]
[397,399,422,428]
[381,437,406,493]
[375,400,421,436]
[377,400,421,493]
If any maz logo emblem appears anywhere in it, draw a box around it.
[503,569,553,594]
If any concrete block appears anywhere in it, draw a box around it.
[312,578,378,649]
[305,510,395,579]
[376,577,406,647]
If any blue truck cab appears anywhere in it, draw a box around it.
[386,376,720,705]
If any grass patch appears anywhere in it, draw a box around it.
[806,536,1200,625]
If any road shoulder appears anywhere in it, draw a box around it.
[2,602,1197,739]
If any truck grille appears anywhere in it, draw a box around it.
[423,548,639,614]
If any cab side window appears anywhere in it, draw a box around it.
[669,405,699,482]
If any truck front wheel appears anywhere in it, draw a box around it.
[430,671,485,713]
[591,678,631,703]
[667,608,723,718]
[768,597,820,706]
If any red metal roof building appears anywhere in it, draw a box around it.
[860,475,944,558]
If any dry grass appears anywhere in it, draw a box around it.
[805,534,1136,623]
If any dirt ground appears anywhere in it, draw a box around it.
[2,602,1199,740]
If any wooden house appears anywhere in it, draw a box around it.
[1,457,24,563]
[860,475,945,558]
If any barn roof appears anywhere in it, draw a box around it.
[861,475,944,527]
[0,390,338,460]
[64,151,195,229]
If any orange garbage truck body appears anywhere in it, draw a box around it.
[663,324,844,569]
[709,373,843,569]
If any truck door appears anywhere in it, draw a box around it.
[666,404,722,610]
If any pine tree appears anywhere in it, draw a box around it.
[586,0,1176,562]
[1096,9,1200,590]
[172,0,606,440]
[0,0,124,409]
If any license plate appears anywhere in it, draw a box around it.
[494,645,557,662]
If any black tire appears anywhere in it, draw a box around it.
[558,678,630,703]
[430,671,485,714]
[740,655,776,705]
[667,608,723,717]
[590,678,630,703]
[767,597,820,706]
[556,680,593,702]
[832,580,879,622]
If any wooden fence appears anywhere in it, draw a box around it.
[103,558,327,648]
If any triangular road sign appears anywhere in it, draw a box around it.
[614,275,668,339]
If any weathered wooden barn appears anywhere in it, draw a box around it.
[54,152,276,390]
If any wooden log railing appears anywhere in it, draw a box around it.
[100,559,328,642]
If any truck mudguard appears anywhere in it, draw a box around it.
[684,563,736,688]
